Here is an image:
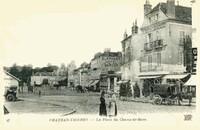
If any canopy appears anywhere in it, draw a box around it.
[184,75,197,86]
[86,80,94,86]
[116,80,129,84]
[139,75,161,79]
[163,74,189,79]
[90,80,99,86]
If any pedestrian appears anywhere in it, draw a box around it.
[108,90,117,117]
[188,91,192,106]
[99,92,107,116]
[39,90,41,97]
[101,90,105,96]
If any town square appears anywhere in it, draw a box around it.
[2,0,197,117]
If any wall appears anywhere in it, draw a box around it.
[4,72,19,87]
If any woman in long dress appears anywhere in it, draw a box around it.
[99,93,107,116]
[109,92,117,117]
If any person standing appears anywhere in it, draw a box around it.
[109,91,117,117]
[99,93,107,116]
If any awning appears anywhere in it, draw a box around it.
[163,74,189,79]
[116,80,129,84]
[86,80,94,86]
[90,80,99,86]
[184,75,197,86]
[139,75,161,79]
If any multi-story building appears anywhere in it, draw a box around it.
[89,49,122,91]
[120,0,192,97]
[120,20,144,95]
[138,0,192,95]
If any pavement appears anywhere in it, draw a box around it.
[3,87,196,115]
[4,97,76,116]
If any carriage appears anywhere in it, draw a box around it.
[152,84,178,105]
[4,86,18,102]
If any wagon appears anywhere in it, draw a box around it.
[152,84,178,105]
[4,86,18,102]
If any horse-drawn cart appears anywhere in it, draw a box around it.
[152,84,178,105]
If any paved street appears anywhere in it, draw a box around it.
[4,87,196,116]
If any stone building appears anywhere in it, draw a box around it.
[30,72,57,86]
[139,0,192,96]
[89,49,122,92]
[120,20,144,96]
[120,0,192,97]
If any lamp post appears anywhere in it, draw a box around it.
[80,69,82,86]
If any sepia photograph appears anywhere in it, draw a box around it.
[0,0,199,128]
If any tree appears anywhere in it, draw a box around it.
[119,81,132,100]
[134,82,140,98]
[142,80,150,97]
[59,63,67,76]
[19,65,33,84]
[42,78,49,85]
[183,35,192,73]
[9,63,20,78]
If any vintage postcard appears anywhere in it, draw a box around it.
[0,0,199,129]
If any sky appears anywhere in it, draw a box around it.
[0,0,192,68]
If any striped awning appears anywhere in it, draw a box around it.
[163,74,189,79]
[90,80,99,86]
[139,75,162,79]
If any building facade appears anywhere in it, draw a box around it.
[90,49,122,92]
[120,20,144,96]
[120,0,192,97]
[138,0,192,96]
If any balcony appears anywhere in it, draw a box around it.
[144,39,163,52]
[154,39,163,49]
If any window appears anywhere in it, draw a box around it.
[179,31,186,44]
[153,53,157,65]
[148,33,153,42]
[178,49,183,64]
[156,31,159,40]
[149,17,151,23]
[149,15,158,23]
[157,53,161,67]
[148,55,152,70]
[144,43,148,50]
[156,14,158,21]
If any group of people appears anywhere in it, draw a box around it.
[99,90,117,117]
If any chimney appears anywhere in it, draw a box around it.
[144,0,152,16]
[124,30,128,39]
[167,0,175,18]
[132,19,138,35]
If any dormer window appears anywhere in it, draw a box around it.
[149,14,158,23]
[156,14,158,21]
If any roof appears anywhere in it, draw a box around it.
[92,51,122,61]
[34,72,55,76]
[148,2,191,24]
[4,70,21,81]
[121,35,132,42]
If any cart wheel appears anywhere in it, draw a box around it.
[153,94,162,105]
[153,94,161,99]
[166,99,172,105]
[154,98,162,105]
[6,94,15,102]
